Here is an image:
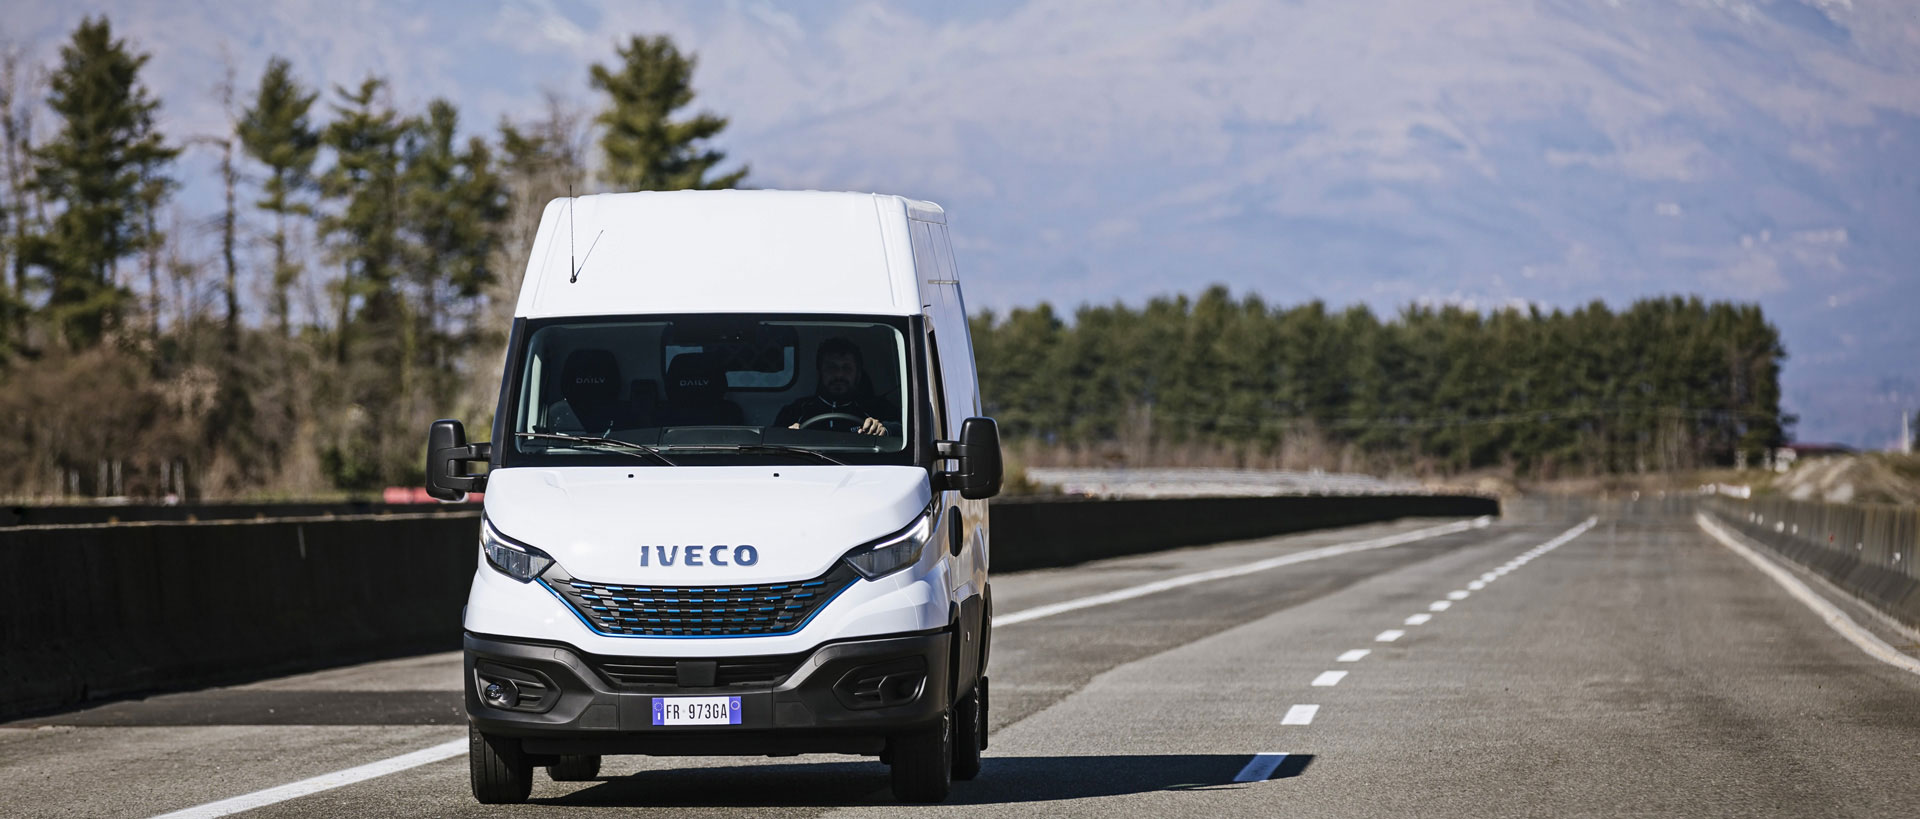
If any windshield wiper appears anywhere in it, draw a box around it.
[658,444,847,466]
[516,432,679,466]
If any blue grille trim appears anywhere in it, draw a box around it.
[537,565,860,640]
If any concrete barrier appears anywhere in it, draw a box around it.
[0,512,481,720]
[1,493,1495,720]
[1701,496,1920,631]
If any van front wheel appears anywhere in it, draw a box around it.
[469,725,533,804]
[888,711,953,802]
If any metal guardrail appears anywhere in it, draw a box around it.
[1703,495,1919,582]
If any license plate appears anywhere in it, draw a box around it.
[652,696,742,726]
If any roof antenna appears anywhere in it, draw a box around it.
[566,184,603,285]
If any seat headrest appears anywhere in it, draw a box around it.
[561,349,621,403]
[665,352,726,405]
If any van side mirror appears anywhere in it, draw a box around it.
[936,417,1003,500]
[425,419,492,501]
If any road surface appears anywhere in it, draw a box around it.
[6,502,1918,817]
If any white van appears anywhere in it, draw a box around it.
[424,191,1003,804]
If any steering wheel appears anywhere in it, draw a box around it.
[797,412,866,429]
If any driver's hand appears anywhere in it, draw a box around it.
[788,423,801,429]
[859,417,886,436]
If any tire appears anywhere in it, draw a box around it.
[469,724,533,804]
[952,679,985,780]
[889,710,953,803]
[547,754,601,782]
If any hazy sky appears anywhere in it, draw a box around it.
[8,0,1918,447]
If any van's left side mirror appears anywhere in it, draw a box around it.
[937,417,1003,500]
[425,419,492,501]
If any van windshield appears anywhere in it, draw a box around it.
[504,314,914,466]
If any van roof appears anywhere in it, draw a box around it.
[513,190,945,319]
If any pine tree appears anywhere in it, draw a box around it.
[404,99,506,377]
[318,76,407,364]
[1,49,38,322]
[317,76,409,488]
[968,285,1791,476]
[26,16,178,346]
[0,51,21,353]
[236,57,320,338]
[590,35,746,191]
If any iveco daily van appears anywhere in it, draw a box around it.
[424,190,1003,804]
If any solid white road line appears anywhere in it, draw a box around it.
[1695,512,1920,676]
[1375,629,1405,642]
[997,516,1493,626]
[147,738,466,819]
[1234,752,1290,782]
[1282,704,1319,725]
[1428,600,1452,611]
[1311,671,1347,687]
[1403,613,1432,625]
[1336,649,1370,662]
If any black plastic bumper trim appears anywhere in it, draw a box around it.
[463,630,952,756]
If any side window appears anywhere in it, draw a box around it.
[909,221,940,287]
[925,329,949,440]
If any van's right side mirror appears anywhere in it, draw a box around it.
[425,419,492,502]
[937,417,1003,500]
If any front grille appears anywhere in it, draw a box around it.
[542,563,860,637]
[589,652,810,688]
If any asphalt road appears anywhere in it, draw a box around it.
[7,503,1920,817]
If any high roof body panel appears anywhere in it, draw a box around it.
[514,190,940,319]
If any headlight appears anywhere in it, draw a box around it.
[481,518,554,582]
[843,504,939,580]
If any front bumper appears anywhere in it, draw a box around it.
[464,630,951,757]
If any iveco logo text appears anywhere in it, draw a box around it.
[638,545,758,567]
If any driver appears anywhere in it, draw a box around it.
[772,337,890,435]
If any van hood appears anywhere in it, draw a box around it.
[481,465,932,585]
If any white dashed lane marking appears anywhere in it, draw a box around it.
[1356,519,1598,679]
[1311,671,1347,687]
[1282,705,1319,725]
[1336,649,1370,662]
[1233,753,1291,782]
